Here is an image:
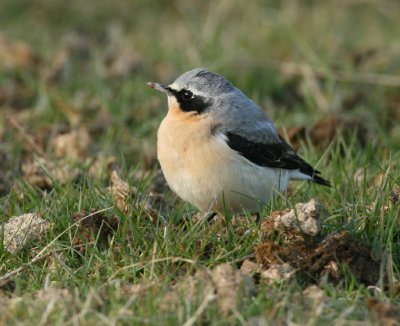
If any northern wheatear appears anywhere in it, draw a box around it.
[148,68,330,214]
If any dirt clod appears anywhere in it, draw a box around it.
[261,263,296,283]
[22,157,79,189]
[161,268,214,312]
[52,127,91,160]
[36,288,73,304]
[2,213,50,254]
[302,285,326,316]
[258,200,379,285]
[0,34,41,71]
[368,298,400,326]
[161,264,254,317]
[240,259,262,276]
[72,209,119,253]
[108,170,131,212]
[273,199,327,236]
[304,231,380,284]
[255,241,290,267]
[256,226,379,285]
[107,170,159,222]
[261,199,327,249]
[212,263,254,315]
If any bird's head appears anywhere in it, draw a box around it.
[147,68,235,117]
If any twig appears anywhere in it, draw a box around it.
[182,289,216,326]
[0,252,52,287]
[107,257,197,283]
[149,240,158,280]
[38,297,57,326]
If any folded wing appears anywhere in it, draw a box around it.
[225,132,330,186]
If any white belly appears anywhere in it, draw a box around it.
[157,113,290,213]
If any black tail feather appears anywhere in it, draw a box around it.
[311,174,331,187]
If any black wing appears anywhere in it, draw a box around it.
[226,132,330,186]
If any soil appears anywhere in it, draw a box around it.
[255,229,380,285]
[72,208,119,253]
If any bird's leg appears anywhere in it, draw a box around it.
[255,212,261,225]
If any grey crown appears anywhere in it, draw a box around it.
[173,67,280,144]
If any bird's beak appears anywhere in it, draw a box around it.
[147,82,170,95]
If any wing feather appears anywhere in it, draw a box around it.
[225,132,330,186]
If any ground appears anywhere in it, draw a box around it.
[0,0,399,325]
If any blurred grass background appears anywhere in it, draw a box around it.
[0,0,399,324]
[2,0,400,145]
[1,0,400,161]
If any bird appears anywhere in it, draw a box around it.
[147,68,330,215]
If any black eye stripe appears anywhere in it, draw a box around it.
[166,88,193,100]
[177,89,193,102]
[165,87,213,114]
[181,90,193,100]
[165,86,178,95]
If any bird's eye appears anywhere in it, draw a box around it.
[181,90,193,100]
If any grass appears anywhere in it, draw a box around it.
[0,0,399,324]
